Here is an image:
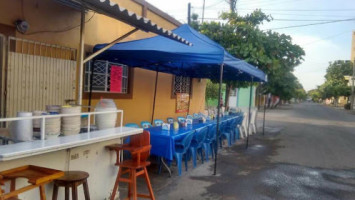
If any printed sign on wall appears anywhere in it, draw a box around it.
[110,65,123,93]
[176,93,189,113]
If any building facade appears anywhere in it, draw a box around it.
[228,86,256,109]
[0,1,207,199]
[0,0,207,125]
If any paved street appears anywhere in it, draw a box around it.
[147,103,355,200]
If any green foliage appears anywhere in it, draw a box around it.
[317,60,352,99]
[197,10,305,101]
[205,80,225,103]
[308,89,322,102]
[190,13,199,30]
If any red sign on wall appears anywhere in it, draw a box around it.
[110,65,123,93]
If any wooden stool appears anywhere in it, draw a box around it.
[106,130,155,200]
[0,165,64,200]
[52,171,90,200]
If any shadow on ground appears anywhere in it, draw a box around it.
[118,105,355,200]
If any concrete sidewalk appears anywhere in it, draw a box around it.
[118,103,355,200]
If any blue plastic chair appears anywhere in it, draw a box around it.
[154,119,164,126]
[234,116,243,140]
[203,124,217,160]
[177,117,186,123]
[167,117,174,124]
[219,120,232,147]
[193,113,200,118]
[230,118,238,142]
[189,127,208,167]
[186,115,193,119]
[174,130,195,176]
[125,123,140,128]
[140,121,152,129]
[199,112,207,118]
[223,119,235,143]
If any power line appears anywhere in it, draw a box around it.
[237,8,355,12]
[272,18,355,21]
[302,30,353,46]
[237,0,292,6]
[237,0,304,9]
[193,0,226,9]
[266,18,355,30]
[198,17,355,22]
[262,13,355,18]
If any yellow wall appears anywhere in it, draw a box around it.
[0,0,207,125]
[351,31,355,62]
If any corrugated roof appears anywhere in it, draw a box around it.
[54,0,192,46]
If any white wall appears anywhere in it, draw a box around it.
[228,88,237,108]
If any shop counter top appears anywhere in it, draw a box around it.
[0,127,143,161]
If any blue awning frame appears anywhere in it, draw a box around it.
[93,24,267,175]
[53,0,193,105]
[94,24,266,82]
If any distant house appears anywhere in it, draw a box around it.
[228,86,256,109]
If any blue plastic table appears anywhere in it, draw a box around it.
[145,115,241,161]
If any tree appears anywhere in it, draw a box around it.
[308,89,322,102]
[190,13,199,30]
[294,81,307,101]
[205,80,226,107]
[198,10,305,106]
[319,60,352,105]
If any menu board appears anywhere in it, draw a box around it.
[176,93,189,113]
[110,65,123,93]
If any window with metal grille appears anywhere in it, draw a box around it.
[173,76,191,95]
[84,60,129,93]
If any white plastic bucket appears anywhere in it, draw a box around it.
[11,112,33,141]
[95,99,117,130]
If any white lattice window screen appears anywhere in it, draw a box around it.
[84,60,129,93]
[173,76,191,95]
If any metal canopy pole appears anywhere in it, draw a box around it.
[151,70,159,124]
[77,8,86,105]
[83,28,139,64]
[88,60,94,112]
[83,28,139,111]
[262,94,267,135]
[214,63,224,175]
[246,77,254,149]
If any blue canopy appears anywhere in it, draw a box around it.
[94,24,266,82]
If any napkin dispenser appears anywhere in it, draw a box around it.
[186,118,193,125]
[162,123,170,130]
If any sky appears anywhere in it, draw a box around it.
[146,0,355,91]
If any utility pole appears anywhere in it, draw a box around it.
[229,0,237,13]
[187,3,191,25]
[351,59,355,110]
[202,0,205,23]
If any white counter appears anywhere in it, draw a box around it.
[0,127,143,161]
